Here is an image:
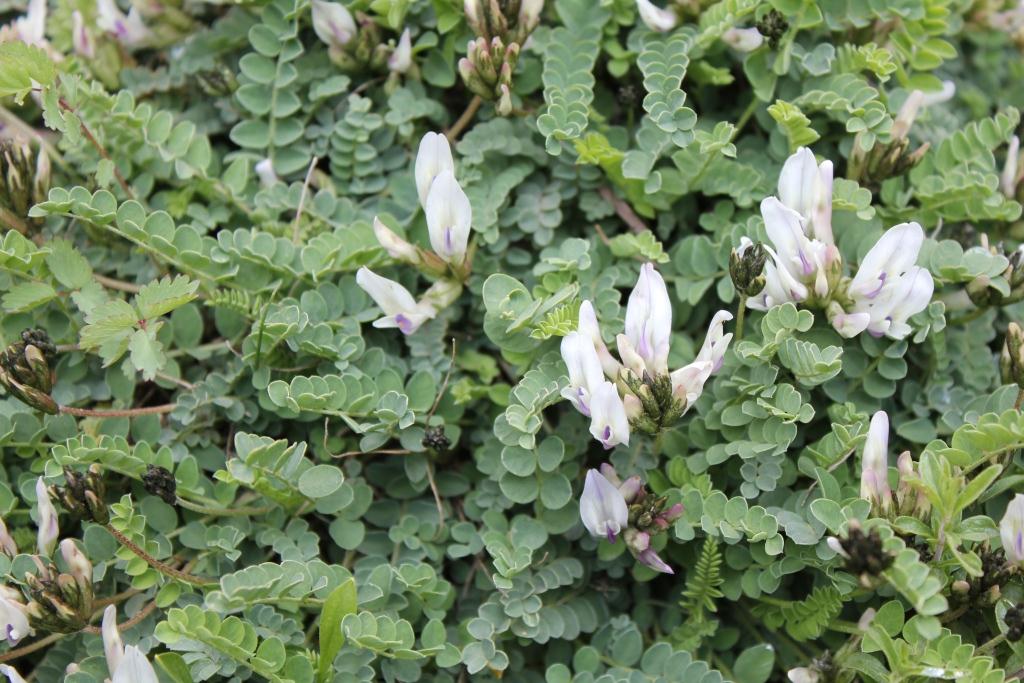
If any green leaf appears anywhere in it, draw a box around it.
[128,327,166,381]
[135,275,200,319]
[45,239,93,289]
[318,577,358,682]
[155,652,195,683]
[2,281,56,313]
[0,42,56,103]
[733,644,775,683]
[298,465,344,499]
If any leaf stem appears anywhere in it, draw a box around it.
[57,97,135,199]
[174,496,275,517]
[736,295,747,342]
[105,523,215,586]
[446,95,483,142]
[59,403,176,418]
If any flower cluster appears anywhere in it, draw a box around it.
[459,0,543,113]
[356,132,472,335]
[561,264,732,448]
[856,410,929,519]
[579,465,683,573]
[312,0,411,74]
[740,147,934,341]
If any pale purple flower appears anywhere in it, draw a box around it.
[860,411,891,511]
[424,169,472,266]
[388,28,413,73]
[588,381,630,449]
[579,469,628,541]
[1000,493,1024,566]
[355,267,434,334]
[35,477,58,557]
[311,0,356,50]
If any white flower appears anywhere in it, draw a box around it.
[576,300,621,378]
[777,147,834,244]
[8,0,47,47]
[622,263,673,376]
[560,331,605,417]
[311,0,356,50]
[424,169,472,266]
[254,158,278,188]
[35,477,57,557]
[842,222,933,340]
[588,381,630,449]
[71,11,94,58]
[372,217,420,263]
[669,310,733,405]
[97,0,150,47]
[579,469,628,541]
[355,267,434,335]
[635,0,677,32]
[1000,493,1024,566]
[860,411,891,511]
[518,0,545,31]
[721,27,763,52]
[0,665,27,683]
[761,196,830,298]
[920,80,956,107]
[787,667,820,683]
[103,606,159,683]
[414,132,455,207]
[0,589,30,647]
[1002,135,1020,198]
[388,28,413,73]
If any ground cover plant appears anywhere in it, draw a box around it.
[1,0,1024,681]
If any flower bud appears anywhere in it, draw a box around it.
[0,518,16,557]
[1004,323,1024,387]
[311,0,357,50]
[891,90,924,141]
[721,26,763,52]
[636,547,674,574]
[388,28,413,73]
[1001,493,1024,566]
[59,539,92,584]
[254,158,278,188]
[730,238,768,296]
[424,169,473,266]
[860,411,892,513]
[371,217,421,264]
[35,478,58,557]
[414,132,455,207]
[1003,135,1021,199]
[142,464,177,505]
[97,0,150,47]
[72,11,95,58]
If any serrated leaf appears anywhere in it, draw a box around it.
[135,275,200,319]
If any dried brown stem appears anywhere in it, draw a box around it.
[58,98,134,199]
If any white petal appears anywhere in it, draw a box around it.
[848,222,925,300]
[254,158,278,188]
[635,0,677,31]
[1000,493,1024,564]
[860,411,891,505]
[721,27,763,52]
[311,0,356,49]
[356,267,419,316]
[589,381,630,449]
[0,597,30,647]
[0,665,28,683]
[560,332,604,415]
[424,169,472,265]
[669,360,714,407]
[102,605,124,677]
[388,28,413,73]
[35,477,57,557]
[693,310,733,373]
[414,132,455,207]
[624,263,672,375]
[577,300,621,378]
[372,217,419,262]
[761,197,817,280]
[112,646,159,683]
[777,147,820,225]
[580,469,629,539]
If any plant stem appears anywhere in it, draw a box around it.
[978,632,1006,654]
[736,295,747,342]
[58,97,135,199]
[1015,386,1024,411]
[105,523,215,586]
[59,403,176,418]
[292,155,319,244]
[446,95,482,142]
[175,496,275,517]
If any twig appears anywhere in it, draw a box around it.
[59,403,176,418]
[427,339,457,420]
[0,633,61,664]
[81,599,158,635]
[105,523,215,586]
[425,461,445,531]
[58,97,134,199]
[292,156,319,244]
[598,186,647,234]
[593,223,612,247]
[94,273,143,293]
[445,95,483,142]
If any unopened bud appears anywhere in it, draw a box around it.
[1005,323,1024,387]
[141,465,177,505]
[730,238,768,296]
[891,90,924,141]
[59,539,92,584]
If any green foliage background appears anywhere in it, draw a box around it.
[0,0,1024,681]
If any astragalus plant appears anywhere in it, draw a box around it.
[1,0,1024,682]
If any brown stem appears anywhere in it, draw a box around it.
[58,97,135,199]
[93,273,143,293]
[0,632,61,663]
[1015,386,1024,411]
[598,186,647,234]
[59,403,176,418]
[292,156,319,244]
[105,523,215,586]
[0,206,31,235]
[81,599,158,635]
[446,95,483,142]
